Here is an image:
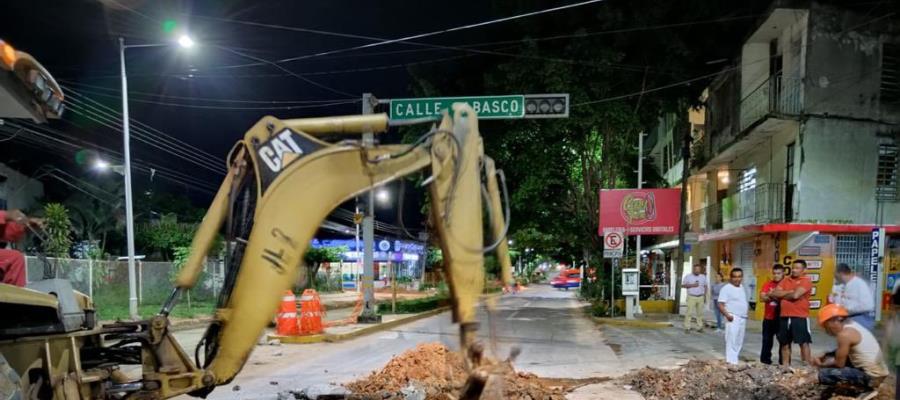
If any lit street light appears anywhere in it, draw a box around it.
[94,159,110,171]
[376,188,390,203]
[119,34,194,320]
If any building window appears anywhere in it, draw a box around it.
[877,141,899,201]
[882,43,900,105]
[835,234,871,287]
[738,167,757,192]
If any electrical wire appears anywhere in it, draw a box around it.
[60,79,357,104]
[68,88,361,110]
[65,87,225,164]
[213,45,357,98]
[63,99,226,175]
[207,0,609,71]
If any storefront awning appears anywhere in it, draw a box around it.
[699,223,900,242]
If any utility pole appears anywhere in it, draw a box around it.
[119,38,139,321]
[355,204,361,293]
[674,123,691,313]
[358,93,381,323]
[626,132,644,319]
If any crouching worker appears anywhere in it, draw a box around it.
[813,304,888,397]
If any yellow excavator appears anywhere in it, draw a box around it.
[0,103,513,399]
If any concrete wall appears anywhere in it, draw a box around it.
[725,124,798,189]
[795,117,899,224]
[0,163,43,211]
[804,3,899,124]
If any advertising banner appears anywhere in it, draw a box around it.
[598,189,681,236]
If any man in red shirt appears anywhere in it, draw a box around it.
[759,263,785,365]
[0,209,31,287]
[771,259,814,365]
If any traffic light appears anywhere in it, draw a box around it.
[523,94,569,119]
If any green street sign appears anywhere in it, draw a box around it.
[389,95,525,121]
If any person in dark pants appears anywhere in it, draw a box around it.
[758,264,785,365]
[813,304,888,398]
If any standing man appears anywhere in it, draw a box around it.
[829,263,875,331]
[717,268,748,365]
[759,264,785,365]
[771,259,814,365]
[0,209,31,287]
[813,304,888,396]
[682,264,707,333]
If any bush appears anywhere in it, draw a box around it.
[590,300,622,318]
[378,295,449,314]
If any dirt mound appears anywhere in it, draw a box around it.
[622,360,895,400]
[345,343,571,399]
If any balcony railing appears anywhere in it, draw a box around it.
[739,75,802,132]
[687,204,722,233]
[722,183,785,229]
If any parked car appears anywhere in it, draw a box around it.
[551,268,582,290]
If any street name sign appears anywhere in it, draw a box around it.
[389,94,569,120]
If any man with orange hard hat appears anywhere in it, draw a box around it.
[813,303,888,396]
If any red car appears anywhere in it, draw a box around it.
[551,269,582,290]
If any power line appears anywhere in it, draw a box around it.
[60,79,356,104]
[207,0,608,70]
[63,88,226,170]
[3,120,220,193]
[67,85,361,110]
[213,45,357,98]
[62,95,225,173]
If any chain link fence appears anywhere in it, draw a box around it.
[24,256,223,320]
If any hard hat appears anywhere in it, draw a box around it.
[818,304,849,327]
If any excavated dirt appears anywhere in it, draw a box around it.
[621,359,896,400]
[345,343,598,400]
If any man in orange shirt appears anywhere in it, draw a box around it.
[0,209,29,286]
[771,259,814,365]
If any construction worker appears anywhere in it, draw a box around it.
[758,264,785,365]
[0,209,31,286]
[813,304,888,397]
[828,263,875,331]
[682,263,707,333]
[770,259,814,365]
[717,268,748,365]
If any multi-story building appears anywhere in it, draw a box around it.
[684,1,899,320]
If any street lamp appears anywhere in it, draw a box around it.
[376,188,390,203]
[119,34,194,320]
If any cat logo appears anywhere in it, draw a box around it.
[258,130,304,173]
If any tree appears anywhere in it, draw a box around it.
[66,187,123,256]
[43,203,74,258]
[301,246,346,290]
[135,213,197,260]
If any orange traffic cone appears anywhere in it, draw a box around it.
[276,290,300,336]
[298,289,324,335]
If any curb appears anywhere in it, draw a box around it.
[592,316,673,329]
[268,306,450,344]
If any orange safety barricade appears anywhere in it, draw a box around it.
[324,292,364,328]
[275,290,300,336]
[298,289,325,335]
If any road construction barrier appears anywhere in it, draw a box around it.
[323,292,364,328]
[298,289,325,335]
[276,290,300,336]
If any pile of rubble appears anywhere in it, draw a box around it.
[622,359,895,400]
[345,343,569,400]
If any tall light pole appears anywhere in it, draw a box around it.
[119,34,193,320]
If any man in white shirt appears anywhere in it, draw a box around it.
[718,268,749,365]
[682,264,707,333]
[829,263,875,331]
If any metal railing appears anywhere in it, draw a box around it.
[739,74,802,131]
[687,204,722,233]
[721,183,785,229]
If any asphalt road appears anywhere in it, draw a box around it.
[180,284,617,400]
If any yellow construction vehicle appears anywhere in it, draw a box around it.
[0,103,512,399]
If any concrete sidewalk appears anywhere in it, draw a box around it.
[268,307,449,344]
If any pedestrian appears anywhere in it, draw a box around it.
[828,263,875,331]
[759,264,785,365]
[682,264,707,333]
[813,304,888,398]
[711,271,726,332]
[717,268,748,365]
[0,209,34,287]
[770,259,814,365]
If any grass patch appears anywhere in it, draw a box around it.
[378,295,449,315]
[91,285,215,321]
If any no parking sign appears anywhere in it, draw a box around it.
[603,228,624,259]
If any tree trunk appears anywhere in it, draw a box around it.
[673,122,691,313]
